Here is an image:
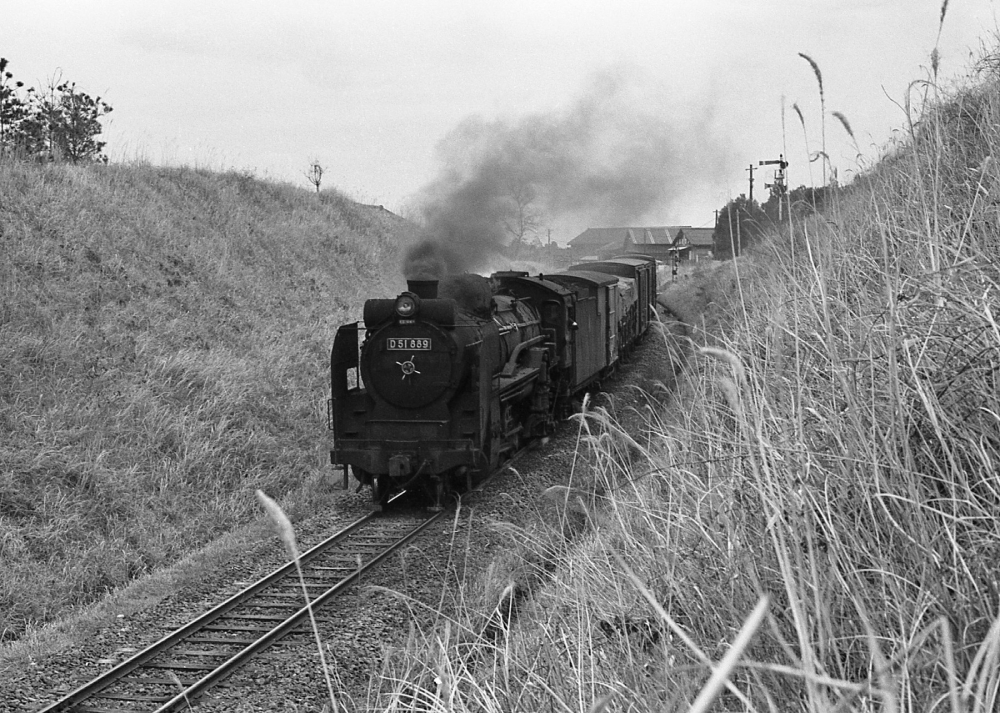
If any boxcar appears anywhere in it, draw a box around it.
[569,255,657,346]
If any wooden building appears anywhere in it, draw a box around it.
[569,225,715,263]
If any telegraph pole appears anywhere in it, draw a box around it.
[746,164,756,202]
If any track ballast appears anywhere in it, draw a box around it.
[35,500,444,713]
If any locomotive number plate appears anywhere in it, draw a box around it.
[387,337,431,350]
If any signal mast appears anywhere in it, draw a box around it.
[759,154,789,218]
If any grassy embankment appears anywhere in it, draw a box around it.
[0,163,408,642]
[369,51,1000,712]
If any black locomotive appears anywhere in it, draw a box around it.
[327,256,657,507]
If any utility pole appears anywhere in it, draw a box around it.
[746,164,756,202]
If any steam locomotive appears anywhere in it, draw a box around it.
[327,256,657,507]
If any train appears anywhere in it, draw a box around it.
[327,255,658,508]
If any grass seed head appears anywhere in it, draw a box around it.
[832,110,855,141]
[798,52,824,99]
[793,101,805,127]
[256,489,299,559]
[697,346,746,384]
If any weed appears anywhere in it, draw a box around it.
[361,31,1000,713]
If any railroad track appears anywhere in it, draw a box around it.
[36,497,446,713]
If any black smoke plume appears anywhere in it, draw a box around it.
[403,67,724,280]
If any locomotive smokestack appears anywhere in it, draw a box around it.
[407,279,439,299]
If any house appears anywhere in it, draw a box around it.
[569,225,715,263]
[677,227,715,261]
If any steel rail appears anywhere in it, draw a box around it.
[34,496,425,713]
[154,506,445,711]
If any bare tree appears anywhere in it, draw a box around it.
[305,159,323,193]
[501,176,541,258]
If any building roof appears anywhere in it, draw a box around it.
[679,227,715,248]
[570,225,713,250]
[626,227,674,245]
[570,227,631,247]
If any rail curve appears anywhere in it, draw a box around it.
[35,498,444,712]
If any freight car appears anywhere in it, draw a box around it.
[328,256,657,508]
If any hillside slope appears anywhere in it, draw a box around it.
[0,163,410,641]
[371,58,1000,711]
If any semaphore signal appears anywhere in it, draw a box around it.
[760,154,789,218]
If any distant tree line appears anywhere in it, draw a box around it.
[0,57,113,163]
[713,183,838,259]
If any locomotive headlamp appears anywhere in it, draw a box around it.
[395,292,419,318]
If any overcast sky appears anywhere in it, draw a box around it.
[3,1,998,242]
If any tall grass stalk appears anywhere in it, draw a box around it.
[799,52,827,186]
[257,489,339,712]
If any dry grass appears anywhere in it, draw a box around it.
[362,40,1000,713]
[0,162,409,642]
[7,24,1000,712]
